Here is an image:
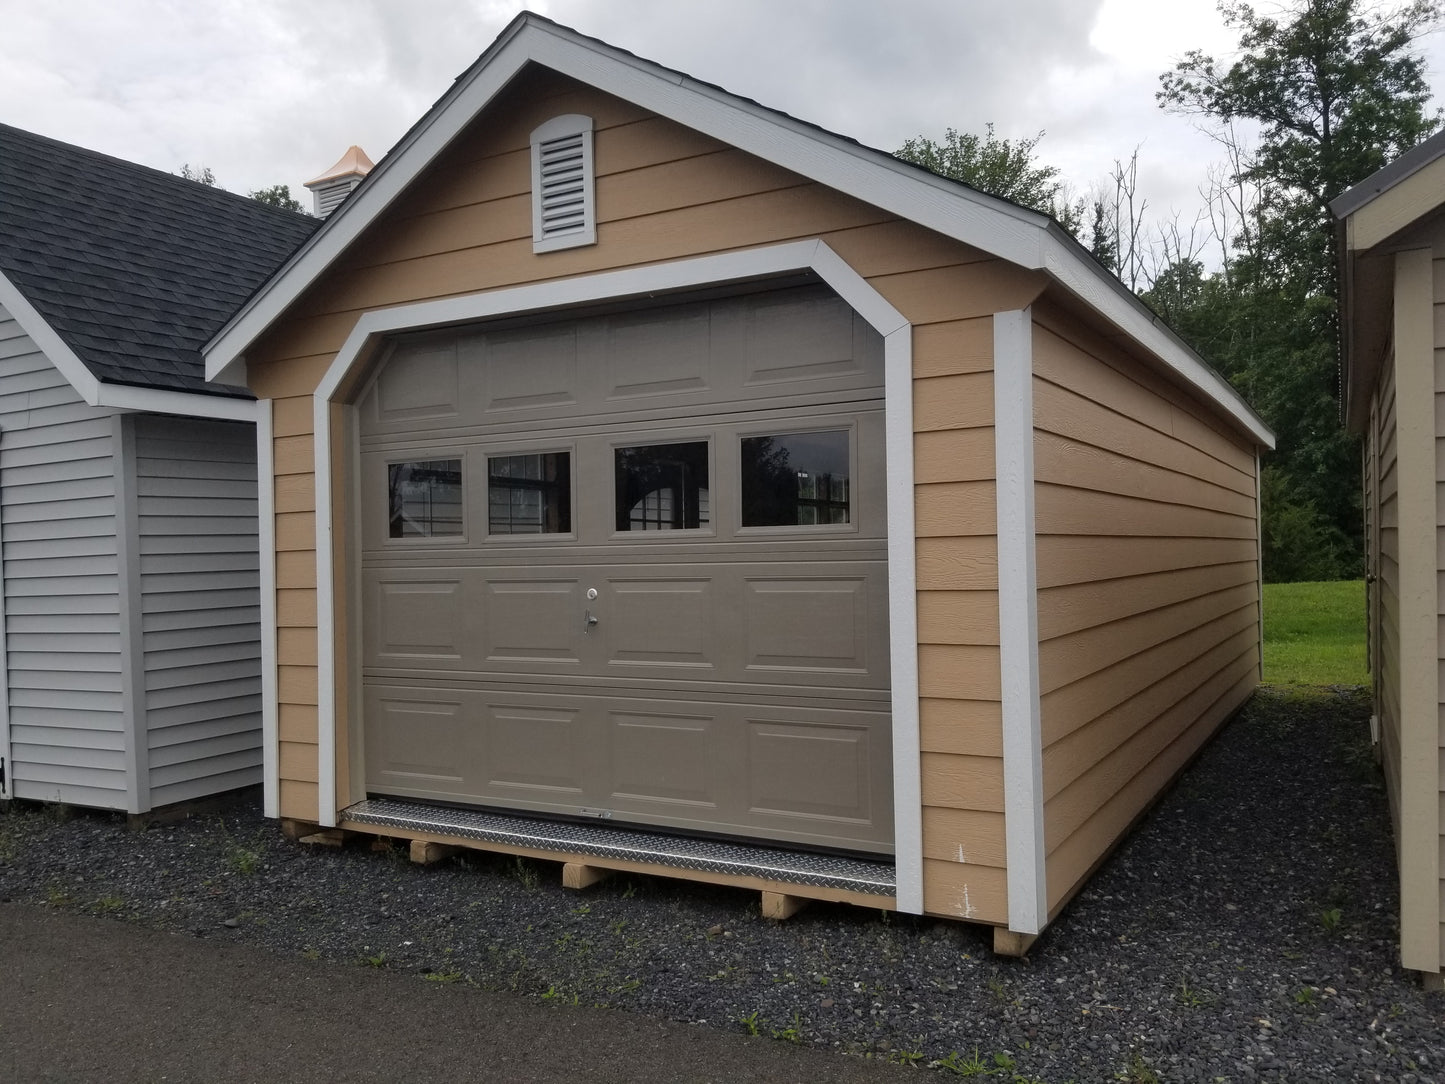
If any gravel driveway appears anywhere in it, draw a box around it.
[1,686,1440,1082]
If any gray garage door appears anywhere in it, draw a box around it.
[356,284,893,853]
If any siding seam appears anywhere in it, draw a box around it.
[995,307,1046,933]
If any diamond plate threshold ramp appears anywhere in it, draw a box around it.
[343,797,896,898]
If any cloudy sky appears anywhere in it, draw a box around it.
[3,0,1443,245]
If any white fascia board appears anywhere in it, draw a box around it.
[0,269,102,403]
[310,238,923,899]
[0,269,255,422]
[95,383,258,421]
[995,307,1046,936]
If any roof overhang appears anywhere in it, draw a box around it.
[204,12,1271,449]
[1333,130,1445,433]
[0,269,256,422]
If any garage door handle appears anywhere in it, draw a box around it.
[585,609,599,632]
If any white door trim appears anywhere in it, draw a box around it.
[311,240,924,913]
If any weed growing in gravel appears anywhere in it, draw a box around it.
[424,967,464,983]
[90,895,125,914]
[215,819,265,875]
[1115,1052,1161,1083]
[770,1010,803,1043]
[1318,906,1344,934]
[1175,979,1216,1008]
[511,856,541,890]
[935,1047,1011,1077]
[1294,986,1318,1007]
[362,950,387,968]
[890,1047,925,1066]
[735,1008,762,1036]
[44,883,71,907]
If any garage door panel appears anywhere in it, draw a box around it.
[482,325,579,413]
[747,717,876,825]
[605,578,714,667]
[369,579,465,660]
[609,709,718,806]
[366,695,466,791]
[483,579,582,663]
[371,340,461,423]
[484,703,589,796]
[743,576,871,672]
[604,305,712,399]
[745,290,863,385]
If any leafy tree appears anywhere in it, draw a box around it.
[896,124,1084,234]
[250,183,309,214]
[178,163,216,186]
[1154,0,1441,580]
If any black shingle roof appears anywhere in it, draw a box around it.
[0,123,319,398]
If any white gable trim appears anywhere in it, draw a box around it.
[202,18,1273,449]
[310,239,925,912]
[0,269,257,422]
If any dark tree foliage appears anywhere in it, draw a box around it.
[1153,0,1441,580]
[177,163,216,186]
[249,183,309,214]
[896,124,1085,235]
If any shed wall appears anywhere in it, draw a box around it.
[241,71,1049,923]
[0,302,126,807]
[1030,301,1261,914]
[1372,345,1403,847]
[133,415,262,807]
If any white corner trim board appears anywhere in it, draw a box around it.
[994,307,1047,936]
[310,239,925,911]
[257,403,281,820]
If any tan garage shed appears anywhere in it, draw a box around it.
[1334,131,1445,989]
[203,13,1272,950]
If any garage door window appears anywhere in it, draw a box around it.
[741,430,850,526]
[615,441,710,531]
[488,452,572,535]
[388,459,463,538]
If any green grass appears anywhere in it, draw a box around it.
[1262,579,1367,686]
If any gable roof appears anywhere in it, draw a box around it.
[0,122,319,414]
[203,11,1271,448]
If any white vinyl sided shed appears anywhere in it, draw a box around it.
[0,123,317,814]
[204,13,1274,950]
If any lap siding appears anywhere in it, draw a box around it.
[1030,301,1261,917]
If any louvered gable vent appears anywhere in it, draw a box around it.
[531,115,596,252]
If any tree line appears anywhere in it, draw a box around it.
[896,0,1441,582]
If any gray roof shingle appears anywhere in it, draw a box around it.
[0,122,319,398]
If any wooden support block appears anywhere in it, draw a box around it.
[410,840,461,865]
[297,829,349,848]
[280,818,319,841]
[562,862,613,890]
[760,891,807,921]
[992,928,1038,958]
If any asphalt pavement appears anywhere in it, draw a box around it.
[0,904,913,1084]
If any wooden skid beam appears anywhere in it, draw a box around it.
[992,928,1038,958]
[561,862,613,890]
[297,829,349,848]
[410,840,461,866]
[760,891,807,921]
[280,818,319,841]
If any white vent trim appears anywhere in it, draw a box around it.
[531,114,596,252]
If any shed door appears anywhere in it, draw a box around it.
[356,286,893,854]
